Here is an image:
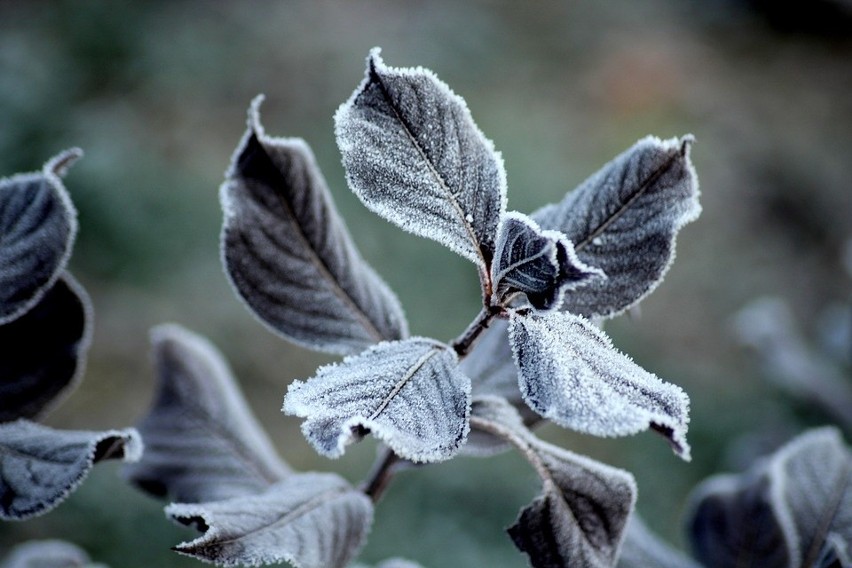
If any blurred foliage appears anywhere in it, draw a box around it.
[1,0,850,565]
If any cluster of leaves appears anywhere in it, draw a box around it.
[0,151,141,522]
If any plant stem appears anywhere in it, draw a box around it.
[451,306,498,358]
[360,447,402,503]
[468,416,552,486]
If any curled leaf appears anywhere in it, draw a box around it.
[125,324,290,503]
[0,420,141,521]
[0,149,81,325]
[491,212,601,310]
[335,48,507,273]
[0,274,92,422]
[168,473,373,568]
[222,97,408,355]
[284,338,471,463]
[509,310,691,459]
[534,136,700,319]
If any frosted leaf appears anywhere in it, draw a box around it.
[509,310,691,459]
[351,560,424,568]
[168,472,373,568]
[686,427,851,568]
[815,533,850,568]
[335,48,507,272]
[533,136,700,319]
[507,438,636,568]
[616,515,701,568]
[491,212,602,310]
[0,539,103,568]
[462,395,525,457]
[125,324,290,503]
[0,275,92,422]
[0,150,81,325]
[283,338,470,463]
[221,97,408,355]
[0,419,142,520]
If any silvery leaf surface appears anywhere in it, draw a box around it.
[0,274,92,422]
[533,136,700,319]
[507,438,636,568]
[462,395,524,457]
[125,324,290,503]
[0,149,80,325]
[616,515,701,568]
[509,310,691,459]
[221,97,408,355]
[0,420,141,520]
[814,533,850,568]
[491,212,601,310]
[283,338,470,463]
[167,472,373,568]
[0,539,104,568]
[335,48,506,274]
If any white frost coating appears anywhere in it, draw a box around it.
[283,337,471,463]
[533,135,700,319]
[168,473,373,568]
[491,211,603,310]
[334,48,507,272]
[509,310,691,460]
[0,419,142,520]
[0,274,93,423]
[125,324,290,503]
[221,96,408,356]
[0,149,82,325]
[0,539,94,568]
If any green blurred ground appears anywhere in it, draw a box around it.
[1,1,850,566]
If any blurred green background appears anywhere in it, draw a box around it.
[1,1,850,566]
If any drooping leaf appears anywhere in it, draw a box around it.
[0,420,142,520]
[507,437,636,568]
[221,96,408,355]
[462,395,524,457]
[509,310,691,459]
[283,338,470,463]
[0,539,105,568]
[167,473,373,568]
[0,149,81,325]
[616,515,701,568]
[686,472,793,568]
[533,136,700,319]
[335,48,507,274]
[0,274,92,422]
[491,212,601,310]
[125,324,290,503]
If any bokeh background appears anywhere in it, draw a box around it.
[1,1,850,566]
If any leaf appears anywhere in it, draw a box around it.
[0,419,141,521]
[334,48,507,273]
[509,310,691,459]
[124,324,290,503]
[0,149,81,325]
[616,515,701,568]
[0,274,92,422]
[533,136,700,319]
[0,539,103,568]
[167,472,373,568]
[462,395,524,457]
[283,338,471,463]
[221,96,408,355]
[491,212,601,310]
[507,437,636,568]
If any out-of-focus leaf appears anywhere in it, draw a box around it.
[533,136,700,319]
[335,48,506,274]
[351,559,424,568]
[686,427,851,568]
[462,395,523,457]
[0,149,81,325]
[125,324,290,503]
[284,338,470,463]
[0,420,141,521]
[814,533,850,568]
[0,539,105,568]
[221,97,408,355]
[167,473,373,568]
[491,212,601,310]
[0,274,92,422]
[509,310,691,459]
[616,515,701,568]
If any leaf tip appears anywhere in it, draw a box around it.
[45,148,84,179]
